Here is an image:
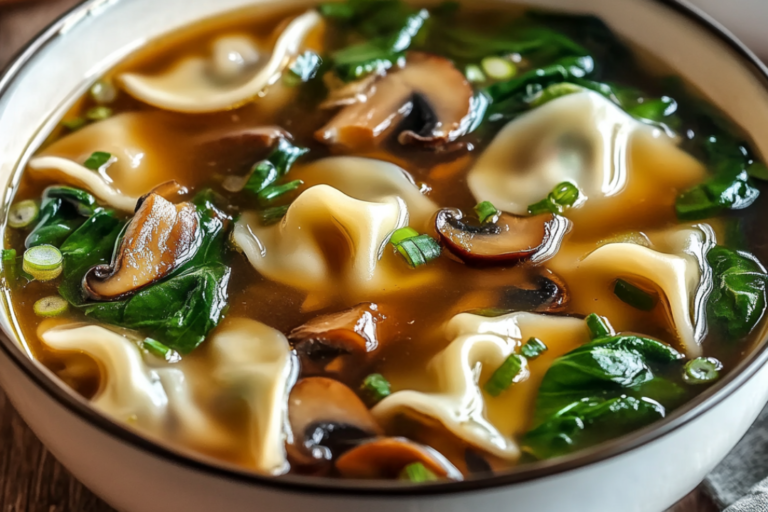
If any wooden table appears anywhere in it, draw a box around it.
[0,1,719,510]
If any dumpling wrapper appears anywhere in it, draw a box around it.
[120,11,321,113]
[210,318,298,475]
[373,312,588,460]
[234,158,439,298]
[38,325,229,449]
[467,91,705,230]
[548,225,715,357]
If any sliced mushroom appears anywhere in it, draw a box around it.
[435,209,570,266]
[500,270,569,313]
[287,377,382,469]
[135,180,187,210]
[316,52,472,150]
[335,437,463,480]
[120,11,321,113]
[288,303,384,374]
[84,194,199,301]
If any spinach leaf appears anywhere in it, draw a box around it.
[707,245,768,339]
[524,396,665,459]
[243,138,308,197]
[26,186,98,248]
[84,191,231,354]
[58,210,126,306]
[524,333,684,459]
[676,167,759,220]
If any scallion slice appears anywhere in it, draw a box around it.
[23,245,63,281]
[8,200,39,229]
[390,227,419,246]
[33,295,69,317]
[85,106,113,121]
[257,179,303,204]
[683,357,722,385]
[399,462,438,483]
[465,64,486,84]
[481,56,517,81]
[84,151,113,170]
[360,373,391,405]
[530,82,583,108]
[143,338,171,358]
[90,79,118,104]
[61,117,86,131]
[484,354,523,397]
[521,337,547,359]
[585,313,613,339]
[396,235,442,267]
[528,181,581,215]
[474,201,500,224]
[614,279,656,311]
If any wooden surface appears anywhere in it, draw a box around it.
[0,1,720,511]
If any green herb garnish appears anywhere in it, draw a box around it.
[527,181,580,215]
[360,373,391,405]
[143,338,173,359]
[683,357,721,385]
[85,106,113,121]
[484,354,524,397]
[389,228,441,268]
[474,201,500,224]
[258,205,290,226]
[399,462,438,483]
[585,313,613,339]
[83,151,113,170]
[257,179,304,204]
[614,279,656,311]
[521,337,547,359]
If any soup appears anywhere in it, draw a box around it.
[4,0,768,482]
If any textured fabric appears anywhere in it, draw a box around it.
[705,404,768,510]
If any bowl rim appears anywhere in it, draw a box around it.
[1,0,768,498]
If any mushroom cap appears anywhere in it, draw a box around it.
[435,209,570,266]
[119,11,321,113]
[84,193,199,301]
[287,377,382,467]
[316,52,473,150]
[335,437,463,480]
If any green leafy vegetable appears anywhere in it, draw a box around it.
[529,82,583,107]
[360,373,391,405]
[521,337,547,359]
[244,138,309,197]
[257,179,304,204]
[258,205,290,226]
[683,357,721,385]
[707,245,768,339]
[613,279,656,311]
[484,354,524,397]
[675,168,759,221]
[527,181,581,215]
[83,151,113,170]
[585,313,613,339]
[26,186,97,248]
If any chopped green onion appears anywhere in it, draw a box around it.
[286,51,323,86]
[143,338,171,358]
[683,357,722,384]
[61,117,86,131]
[399,462,438,483]
[614,279,656,311]
[390,227,420,246]
[528,181,581,215]
[465,64,486,84]
[360,373,391,405]
[90,79,118,104]
[396,235,442,268]
[259,205,290,226]
[481,56,517,81]
[257,179,303,204]
[521,337,547,359]
[22,245,63,281]
[474,201,500,224]
[529,82,583,108]
[8,200,40,229]
[484,354,524,397]
[2,249,16,262]
[85,106,113,121]
[585,313,613,339]
[83,151,113,170]
[33,295,69,317]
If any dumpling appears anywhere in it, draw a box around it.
[548,225,715,357]
[38,324,229,449]
[210,318,298,475]
[120,11,321,113]
[29,112,194,208]
[467,91,705,231]
[233,157,439,299]
[373,312,588,460]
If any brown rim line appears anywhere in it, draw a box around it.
[2,0,768,498]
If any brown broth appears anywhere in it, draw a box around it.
[4,1,768,479]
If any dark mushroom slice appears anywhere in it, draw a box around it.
[500,270,569,313]
[84,193,199,301]
[287,377,383,469]
[193,125,290,149]
[335,437,463,480]
[435,208,570,266]
[135,180,187,211]
[288,303,384,374]
[315,52,472,151]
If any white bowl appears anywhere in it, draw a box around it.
[1,1,768,511]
